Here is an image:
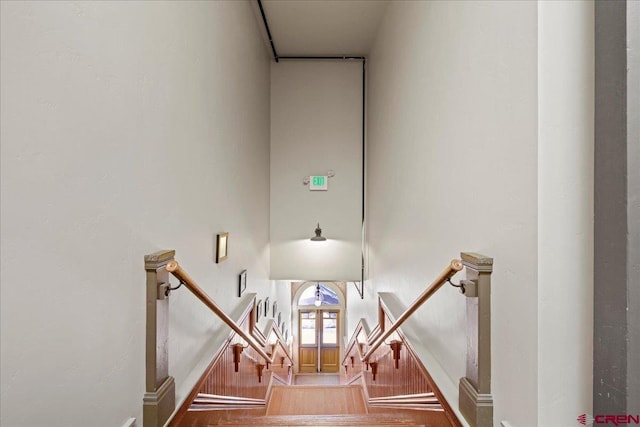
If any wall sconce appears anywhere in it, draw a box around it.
[232,343,244,373]
[256,363,265,383]
[370,362,378,381]
[389,340,402,369]
[310,223,326,241]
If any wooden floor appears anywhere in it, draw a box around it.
[179,409,443,427]
[214,414,426,426]
[177,385,450,426]
[266,385,367,415]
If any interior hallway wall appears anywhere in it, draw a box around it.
[361,1,539,426]
[538,1,594,425]
[0,2,271,426]
[270,61,363,281]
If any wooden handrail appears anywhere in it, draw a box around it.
[264,322,293,363]
[166,260,272,364]
[341,319,369,367]
[361,259,463,362]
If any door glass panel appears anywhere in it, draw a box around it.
[322,312,337,345]
[300,312,316,345]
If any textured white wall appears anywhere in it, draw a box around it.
[364,1,538,426]
[270,61,362,281]
[0,2,271,426]
[538,2,594,426]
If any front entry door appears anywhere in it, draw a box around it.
[298,310,339,373]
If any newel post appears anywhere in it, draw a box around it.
[143,250,176,427]
[459,252,493,427]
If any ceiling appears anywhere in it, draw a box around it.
[255,0,390,57]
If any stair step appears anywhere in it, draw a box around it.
[216,414,424,426]
[266,385,367,415]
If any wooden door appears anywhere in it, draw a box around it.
[319,311,339,372]
[298,310,340,373]
[298,311,318,372]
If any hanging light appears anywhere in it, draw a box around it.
[314,283,323,307]
[310,223,326,241]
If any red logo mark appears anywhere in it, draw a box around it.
[578,413,640,426]
[578,414,595,425]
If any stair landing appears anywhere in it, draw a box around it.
[266,385,366,415]
[177,385,447,426]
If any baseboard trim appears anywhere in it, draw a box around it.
[143,376,175,427]
[459,377,493,427]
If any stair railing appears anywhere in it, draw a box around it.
[263,320,294,367]
[143,250,282,427]
[165,259,272,363]
[344,252,494,427]
[361,259,463,362]
[171,302,294,425]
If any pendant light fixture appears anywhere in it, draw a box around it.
[314,283,323,307]
[310,223,326,241]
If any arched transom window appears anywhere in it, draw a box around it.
[298,283,340,306]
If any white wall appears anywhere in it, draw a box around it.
[0,2,271,426]
[538,2,594,425]
[363,1,539,426]
[270,61,362,281]
[272,280,294,341]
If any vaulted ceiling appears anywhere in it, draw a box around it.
[254,0,390,57]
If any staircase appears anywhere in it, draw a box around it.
[177,384,454,426]
[150,254,490,427]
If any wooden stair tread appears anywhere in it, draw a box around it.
[216,414,424,426]
[266,385,367,416]
[178,409,451,427]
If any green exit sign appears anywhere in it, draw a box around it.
[309,175,328,191]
